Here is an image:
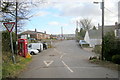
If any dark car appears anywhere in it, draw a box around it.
[43,42,48,50]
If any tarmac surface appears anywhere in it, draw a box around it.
[18,40,119,78]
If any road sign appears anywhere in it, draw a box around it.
[3,22,16,64]
[3,22,15,32]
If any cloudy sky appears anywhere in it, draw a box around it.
[23,0,119,34]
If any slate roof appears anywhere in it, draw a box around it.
[88,25,115,39]
[20,30,43,35]
[88,30,102,39]
[98,25,115,34]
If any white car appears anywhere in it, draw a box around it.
[79,40,89,48]
[28,43,43,53]
[28,48,39,55]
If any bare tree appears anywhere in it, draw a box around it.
[79,18,92,31]
[0,0,45,31]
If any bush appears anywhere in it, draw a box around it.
[112,55,120,64]
[2,31,16,52]
[103,31,120,61]
[93,45,101,54]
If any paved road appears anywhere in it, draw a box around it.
[19,40,118,78]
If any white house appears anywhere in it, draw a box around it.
[84,25,116,47]
[84,30,102,47]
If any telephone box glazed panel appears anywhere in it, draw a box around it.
[18,39,28,58]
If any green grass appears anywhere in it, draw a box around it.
[89,59,119,71]
[2,53,32,78]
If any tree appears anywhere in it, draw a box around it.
[80,18,92,31]
[78,28,86,40]
[0,0,44,32]
[92,26,97,30]
[103,31,120,61]
[2,31,16,52]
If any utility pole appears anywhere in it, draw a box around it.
[93,0,104,60]
[75,20,79,41]
[15,0,18,54]
[101,0,104,60]
[61,27,63,40]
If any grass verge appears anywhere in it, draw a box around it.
[2,54,32,79]
[89,59,120,71]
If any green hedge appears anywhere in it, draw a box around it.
[103,31,120,61]
[2,31,16,52]
[112,54,120,64]
[93,45,101,54]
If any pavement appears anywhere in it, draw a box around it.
[18,40,119,78]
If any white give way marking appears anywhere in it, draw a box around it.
[62,61,74,73]
[44,61,54,67]
[60,53,66,59]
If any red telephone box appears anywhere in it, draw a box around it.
[18,39,28,58]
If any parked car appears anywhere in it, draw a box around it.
[28,43,43,52]
[79,40,89,48]
[43,42,48,50]
[28,48,39,55]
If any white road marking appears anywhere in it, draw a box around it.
[44,61,54,67]
[60,55,64,59]
[54,49,60,53]
[54,48,62,54]
[62,61,73,73]
[54,48,67,59]
[60,53,66,59]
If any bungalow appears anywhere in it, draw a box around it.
[84,30,102,47]
[84,25,116,47]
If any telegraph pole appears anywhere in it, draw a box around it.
[101,0,104,60]
[93,0,104,60]
[15,0,18,54]
[61,27,63,40]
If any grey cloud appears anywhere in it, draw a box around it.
[60,3,101,17]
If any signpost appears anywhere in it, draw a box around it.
[3,22,16,64]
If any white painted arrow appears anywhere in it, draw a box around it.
[44,61,54,67]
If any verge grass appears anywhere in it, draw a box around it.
[2,52,32,78]
[89,59,119,71]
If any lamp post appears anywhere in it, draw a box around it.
[94,0,104,60]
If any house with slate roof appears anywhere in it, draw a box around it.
[19,29,50,40]
[84,30,102,47]
[84,25,116,47]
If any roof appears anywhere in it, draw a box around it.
[88,25,115,39]
[20,30,43,35]
[88,30,102,39]
[98,25,115,34]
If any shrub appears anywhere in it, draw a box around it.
[112,55,120,64]
[103,31,118,61]
[2,31,16,52]
[93,45,101,54]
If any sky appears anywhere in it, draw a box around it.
[20,0,119,34]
